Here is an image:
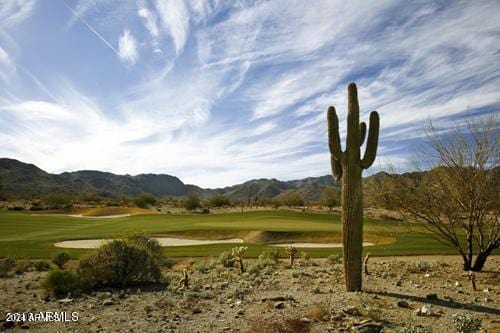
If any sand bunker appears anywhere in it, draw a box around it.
[54,237,374,249]
[272,242,374,248]
[67,214,131,219]
[54,237,244,249]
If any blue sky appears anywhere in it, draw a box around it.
[0,0,499,188]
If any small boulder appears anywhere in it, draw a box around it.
[416,304,441,317]
[2,320,15,329]
[343,306,361,316]
[102,299,114,306]
[352,321,383,333]
[396,299,411,308]
[274,302,285,309]
[58,297,73,304]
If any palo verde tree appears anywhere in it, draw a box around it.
[374,115,499,271]
[327,82,380,291]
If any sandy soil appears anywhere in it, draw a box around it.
[0,256,498,332]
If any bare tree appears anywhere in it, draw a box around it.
[375,114,499,271]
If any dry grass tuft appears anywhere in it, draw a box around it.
[243,315,311,333]
[306,302,330,322]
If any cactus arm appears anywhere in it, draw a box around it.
[360,111,380,169]
[359,122,366,146]
[331,158,342,182]
[327,106,343,160]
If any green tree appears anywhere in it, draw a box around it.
[321,187,340,212]
[279,192,304,207]
[44,194,73,210]
[207,195,231,208]
[133,193,157,208]
[183,193,202,211]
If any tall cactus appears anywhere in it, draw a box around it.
[327,82,379,291]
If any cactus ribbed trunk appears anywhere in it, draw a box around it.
[327,83,379,292]
[342,163,363,291]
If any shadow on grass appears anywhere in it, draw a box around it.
[366,290,500,315]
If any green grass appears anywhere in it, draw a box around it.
[0,210,460,258]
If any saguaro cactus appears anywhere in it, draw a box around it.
[327,82,379,291]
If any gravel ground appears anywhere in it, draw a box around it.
[1,256,498,333]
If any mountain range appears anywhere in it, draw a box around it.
[0,158,344,201]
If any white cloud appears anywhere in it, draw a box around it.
[0,45,15,81]
[138,6,160,52]
[0,0,36,26]
[0,46,13,68]
[154,0,190,55]
[1,1,499,188]
[118,29,139,65]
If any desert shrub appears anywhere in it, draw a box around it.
[247,255,275,275]
[397,322,432,333]
[134,193,157,208]
[41,269,80,297]
[358,295,383,322]
[300,251,310,265]
[218,250,235,268]
[78,236,163,288]
[306,302,330,322]
[29,202,45,211]
[414,261,432,272]
[0,256,16,277]
[243,316,310,333]
[53,252,71,269]
[126,234,163,261]
[207,195,231,208]
[161,257,175,269]
[257,256,275,268]
[193,260,215,274]
[34,260,51,271]
[182,193,202,211]
[327,254,342,265]
[43,194,73,210]
[15,260,32,274]
[452,313,481,333]
[259,249,280,264]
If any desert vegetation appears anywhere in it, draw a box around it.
[372,115,499,272]
[0,244,497,332]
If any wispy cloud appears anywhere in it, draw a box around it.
[154,0,190,56]
[0,45,15,80]
[118,29,139,65]
[0,0,499,187]
[137,6,160,53]
[0,0,36,26]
